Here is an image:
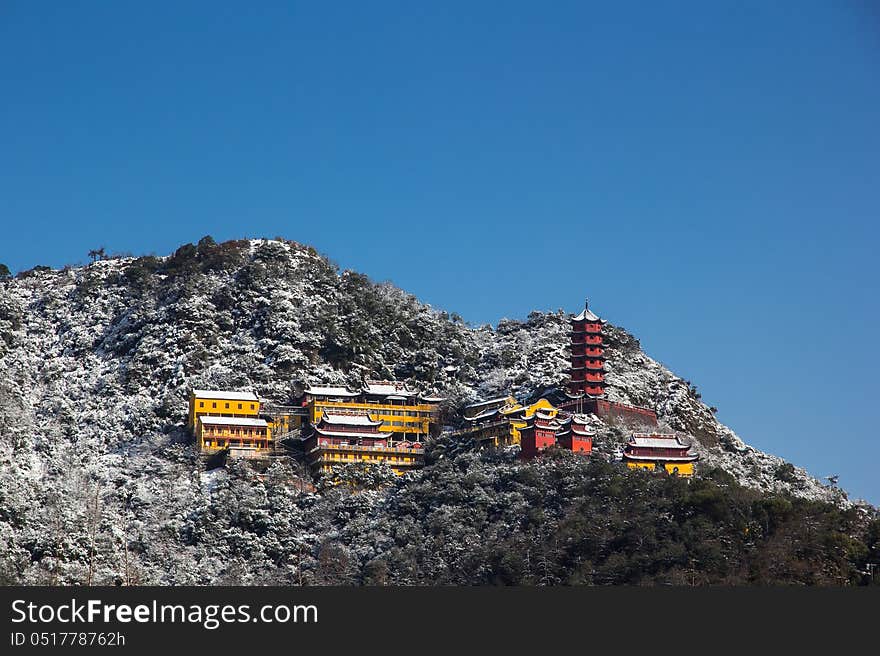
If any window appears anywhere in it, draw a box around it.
[199,402,204,408]
[225,403,230,409]
[212,402,217,408]
[238,403,242,409]
[250,404,255,410]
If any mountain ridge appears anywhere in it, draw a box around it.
[1,236,875,585]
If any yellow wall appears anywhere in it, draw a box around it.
[196,421,272,453]
[313,447,422,475]
[188,393,260,429]
[626,461,695,477]
[308,400,437,438]
[501,398,559,446]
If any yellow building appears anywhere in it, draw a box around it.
[303,381,443,442]
[304,410,425,475]
[195,415,272,457]
[188,389,260,430]
[456,396,561,447]
[623,433,698,476]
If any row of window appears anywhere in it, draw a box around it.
[204,440,269,448]
[203,428,267,436]
[197,401,257,411]
[388,420,423,428]
[321,453,416,462]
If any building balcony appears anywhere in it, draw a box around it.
[309,442,425,456]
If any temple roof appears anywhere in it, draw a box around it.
[306,385,360,397]
[628,434,691,449]
[313,427,386,440]
[198,416,268,427]
[192,389,259,402]
[572,300,604,323]
[364,380,418,397]
[465,396,511,410]
[464,408,499,422]
[320,412,384,427]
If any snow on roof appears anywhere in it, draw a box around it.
[464,408,499,422]
[628,434,690,449]
[573,300,604,323]
[420,395,446,403]
[306,385,360,397]
[321,412,383,426]
[192,389,259,402]
[465,396,511,410]
[198,416,268,427]
[364,380,418,397]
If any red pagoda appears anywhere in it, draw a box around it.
[568,299,606,398]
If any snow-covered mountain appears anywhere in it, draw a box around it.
[0,237,855,584]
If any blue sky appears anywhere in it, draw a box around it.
[1,2,878,502]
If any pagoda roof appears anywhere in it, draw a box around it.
[571,426,595,437]
[198,416,267,427]
[420,395,446,403]
[572,301,605,323]
[192,389,259,402]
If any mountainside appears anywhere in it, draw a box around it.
[0,237,873,585]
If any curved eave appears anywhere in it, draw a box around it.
[313,427,386,440]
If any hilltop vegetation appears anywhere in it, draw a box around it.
[0,237,872,585]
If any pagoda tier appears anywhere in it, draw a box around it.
[570,325,604,334]
[570,350,606,359]
[571,334,604,344]
[569,344,605,353]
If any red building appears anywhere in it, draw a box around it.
[520,411,594,459]
[519,411,562,459]
[568,299,606,398]
[556,414,594,453]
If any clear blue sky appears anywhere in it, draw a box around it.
[1,2,878,502]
